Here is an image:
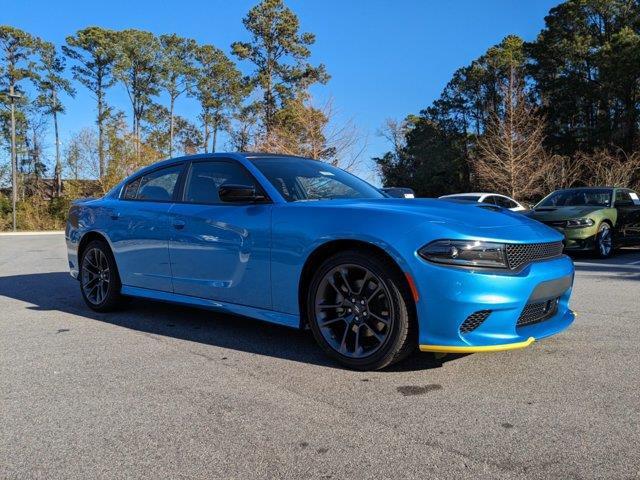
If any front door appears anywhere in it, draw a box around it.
[168,159,272,309]
[615,189,640,244]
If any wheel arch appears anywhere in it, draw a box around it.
[298,239,418,329]
[78,231,114,266]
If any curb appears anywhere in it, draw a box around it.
[0,231,64,236]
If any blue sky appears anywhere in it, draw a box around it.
[6,0,559,180]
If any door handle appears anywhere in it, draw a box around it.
[108,210,120,220]
[172,219,186,230]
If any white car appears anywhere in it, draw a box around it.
[438,193,527,212]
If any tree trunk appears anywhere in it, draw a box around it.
[169,95,175,158]
[53,90,63,197]
[97,85,105,179]
[203,122,210,154]
[10,84,18,231]
[265,58,274,137]
[212,124,218,153]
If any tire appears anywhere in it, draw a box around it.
[306,250,417,370]
[79,240,125,312]
[594,222,614,259]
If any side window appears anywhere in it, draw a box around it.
[615,190,634,207]
[122,177,141,200]
[629,190,640,205]
[496,196,517,208]
[481,196,496,205]
[136,165,183,202]
[184,161,261,204]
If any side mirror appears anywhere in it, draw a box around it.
[218,184,264,203]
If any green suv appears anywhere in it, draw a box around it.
[528,187,640,258]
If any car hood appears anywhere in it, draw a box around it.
[296,198,538,229]
[527,205,605,221]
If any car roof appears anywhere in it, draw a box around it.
[555,186,615,190]
[441,193,511,198]
[131,152,313,176]
[240,152,310,160]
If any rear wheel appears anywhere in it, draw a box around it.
[594,222,614,258]
[307,250,417,370]
[79,240,124,312]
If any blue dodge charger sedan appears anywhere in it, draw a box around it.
[66,153,575,370]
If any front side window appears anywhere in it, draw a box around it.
[135,164,183,202]
[481,196,497,205]
[249,157,384,202]
[537,189,612,208]
[122,178,141,200]
[183,161,261,204]
[615,190,633,206]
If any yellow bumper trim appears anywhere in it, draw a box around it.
[419,336,535,353]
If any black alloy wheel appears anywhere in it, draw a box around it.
[307,250,417,370]
[80,240,124,311]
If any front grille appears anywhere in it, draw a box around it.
[460,310,491,334]
[517,298,559,327]
[505,242,564,270]
[543,220,568,228]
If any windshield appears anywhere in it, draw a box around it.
[537,189,612,208]
[249,157,385,201]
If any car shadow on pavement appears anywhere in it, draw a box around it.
[569,247,640,282]
[0,271,459,372]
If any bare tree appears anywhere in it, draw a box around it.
[376,117,409,157]
[256,97,366,171]
[473,74,548,201]
[539,154,584,193]
[227,103,261,152]
[64,128,98,180]
[576,149,640,189]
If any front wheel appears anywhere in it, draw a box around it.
[307,250,417,370]
[79,240,124,312]
[594,222,614,258]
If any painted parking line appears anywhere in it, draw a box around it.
[0,231,64,236]
[573,262,640,270]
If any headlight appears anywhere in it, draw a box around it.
[418,240,508,269]
[565,218,595,229]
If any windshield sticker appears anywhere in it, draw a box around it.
[630,192,640,205]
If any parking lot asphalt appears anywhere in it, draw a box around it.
[1,234,638,480]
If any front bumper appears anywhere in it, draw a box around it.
[412,255,575,352]
[547,225,599,251]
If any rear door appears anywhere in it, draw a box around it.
[108,163,184,292]
[615,189,640,244]
[168,158,272,309]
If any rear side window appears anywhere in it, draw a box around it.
[495,196,518,208]
[135,165,183,202]
[481,196,497,205]
[183,161,261,204]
